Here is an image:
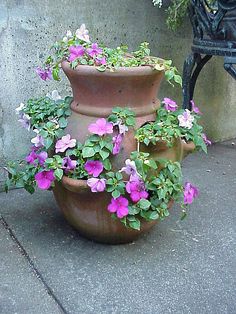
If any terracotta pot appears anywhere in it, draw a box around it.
[53,177,157,244]
[53,62,192,244]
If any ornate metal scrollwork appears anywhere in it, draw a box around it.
[183,0,236,109]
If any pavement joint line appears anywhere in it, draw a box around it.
[0,215,68,314]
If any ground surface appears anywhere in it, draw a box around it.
[0,140,235,314]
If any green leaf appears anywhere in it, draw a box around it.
[44,137,53,149]
[112,190,120,199]
[126,116,135,126]
[58,117,67,128]
[138,199,151,210]
[52,66,60,81]
[82,147,95,158]
[54,168,63,180]
[100,150,110,160]
[103,159,112,171]
[129,218,141,230]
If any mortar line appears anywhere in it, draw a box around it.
[0,215,68,314]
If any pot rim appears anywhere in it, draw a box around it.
[61,60,165,77]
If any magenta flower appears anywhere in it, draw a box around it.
[62,157,77,173]
[178,109,194,129]
[163,98,178,111]
[202,133,212,146]
[107,196,129,219]
[88,118,113,136]
[68,45,85,62]
[37,151,48,166]
[126,178,149,203]
[35,170,55,190]
[36,67,52,81]
[95,56,107,66]
[55,134,76,153]
[120,159,140,179]
[87,43,103,58]
[190,100,202,115]
[84,160,103,177]
[25,151,38,165]
[87,178,106,192]
[112,134,123,155]
[183,182,199,205]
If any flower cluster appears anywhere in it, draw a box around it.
[5,94,210,230]
[36,24,182,85]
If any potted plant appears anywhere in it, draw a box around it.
[5,25,211,244]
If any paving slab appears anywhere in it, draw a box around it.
[0,220,63,314]
[0,140,235,314]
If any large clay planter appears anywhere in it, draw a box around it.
[53,62,194,244]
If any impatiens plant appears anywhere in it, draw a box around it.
[36,24,182,86]
[5,90,211,230]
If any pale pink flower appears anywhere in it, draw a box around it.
[18,113,31,131]
[88,118,113,136]
[87,178,106,192]
[184,182,199,205]
[84,160,103,177]
[75,24,90,43]
[107,196,129,218]
[178,110,194,129]
[163,98,178,111]
[120,159,140,179]
[31,130,44,148]
[55,134,76,153]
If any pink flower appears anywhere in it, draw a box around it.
[37,151,48,166]
[202,133,212,146]
[87,178,106,192]
[112,134,123,155]
[126,178,149,203]
[35,170,55,190]
[183,182,199,205]
[190,100,202,115]
[87,43,103,58]
[95,56,106,66]
[68,45,85,62]
[62,157,77,173]
[36,67,52,81]
[178,109,194,129]
[88,118,113,136]
[75,24,90,43]
[55,134,76,153]
[107,196,129,218]
[120,159,140,179]
[84,160,103,177]
[25,151,38,165]
[163,98,178,111]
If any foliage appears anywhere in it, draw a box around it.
[5,94,208,230]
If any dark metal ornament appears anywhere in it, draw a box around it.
[182,0,236,109]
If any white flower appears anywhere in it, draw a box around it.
[75,24,90,43]
[15,103,25,114]
[113,119,128,135]
[31,130,44,147]
[178,109,194,129]
[46,90,62,101]
[66,30,72,38]
[18,113,31,131]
